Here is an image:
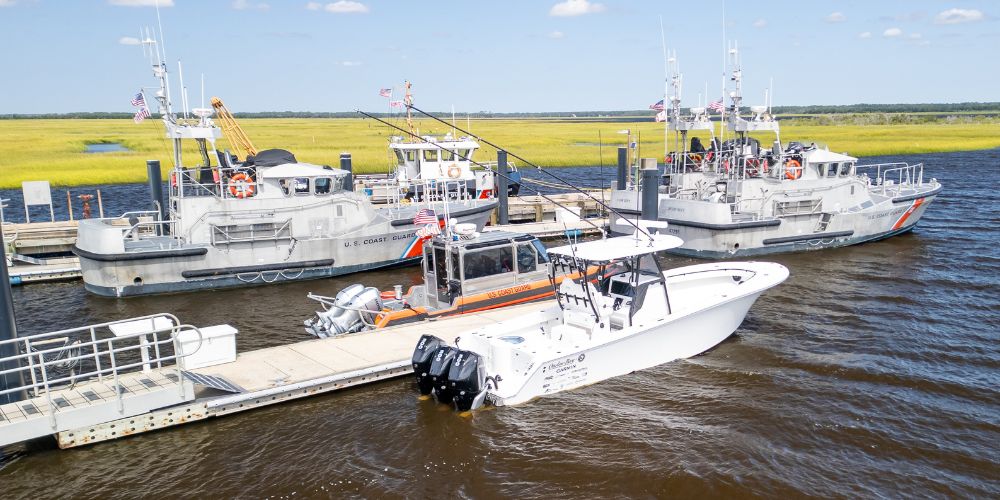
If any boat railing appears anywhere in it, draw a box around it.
[856,162,926,195]
[0,313,203,420]
[169,166,265,200]
[476,161,518,174]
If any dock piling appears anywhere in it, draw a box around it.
[146,160,167,224]
[0,235,25,405]
[641,158,659,222]
[617,147,628,190]
[497,150,509,225]
[339,153,353,191]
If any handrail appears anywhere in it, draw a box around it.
[0,314,203,405]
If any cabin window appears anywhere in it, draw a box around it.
[278,179,291,196]
[517,243,537,273]
[826,163,839,177]
[394,150,405,164]
[293,178,310,195]
[458,149,472,160]
[405,150,418,163]
[442,150,456,161]
[422,149,439,163]
[839,163,852,177]
[463,246,514,280]
[531,239,549,264]
[315,177,332,195]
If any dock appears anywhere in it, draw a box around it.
[0,301,553,449]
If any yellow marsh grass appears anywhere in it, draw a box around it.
[1,118,997,188]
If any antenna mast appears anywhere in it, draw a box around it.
[404,80,417,140]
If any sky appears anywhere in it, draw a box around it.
[0,0,996,114]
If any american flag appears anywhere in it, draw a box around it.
[413,208,437,225]
[133,107,151,123]
[130,92,145,107]
[708,99,724,113]
[649,99,664,111]
[389,100,404,108]
[378,88,392,98]
[654,110,666,122]
[416,223,440,238]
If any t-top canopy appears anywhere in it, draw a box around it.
[258,163,349,179]
[547,234,683,262]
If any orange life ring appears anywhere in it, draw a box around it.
[447,164,462,179]
[665,154,673,164]
[228,173,255,198]
[785,159,803,180]
[689,153,703,164]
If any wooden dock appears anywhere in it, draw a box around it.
[45,300,553,448]
[492,191,611,225]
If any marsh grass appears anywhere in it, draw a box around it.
[1,117,997,188]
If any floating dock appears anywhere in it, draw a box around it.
[0,301,552,449]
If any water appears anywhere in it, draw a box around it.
[83,143,130,154]
[1,151,998,497]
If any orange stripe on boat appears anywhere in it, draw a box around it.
[891,197,924,231]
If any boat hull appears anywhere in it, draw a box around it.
[610,190,939,258]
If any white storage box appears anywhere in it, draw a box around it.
[176,324,238,370]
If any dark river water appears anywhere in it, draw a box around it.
[1,150,998,498]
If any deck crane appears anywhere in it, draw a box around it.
[210,96,258,158]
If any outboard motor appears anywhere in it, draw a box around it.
[448,350,486,412]
[304,284,383,337]
[428,346,459,404]
[411,335,445,395]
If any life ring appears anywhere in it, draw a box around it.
[689,153,703,164]
[447,164,462,179]
[746,157,761,177]
[228,172,255,198]
[665,155,673,164]
[785,159,803,180]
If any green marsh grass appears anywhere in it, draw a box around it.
[1,117,997,188]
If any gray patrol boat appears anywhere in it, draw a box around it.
[73,38,496,297]
[611,45,941,257]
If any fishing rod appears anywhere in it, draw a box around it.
[405,105,655,242]
[355,109,609,238]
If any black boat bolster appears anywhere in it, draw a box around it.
[615,209,781,230]
[892,185,942,204]
[762,230,855,245]
[390,203,498,227]
[181,259,335,278]
[72,245,208,262]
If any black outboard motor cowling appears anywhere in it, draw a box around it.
[428,346,459,404]
[448,350,486,412]
[412,335,445,395]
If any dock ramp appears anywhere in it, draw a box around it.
[0,314,204,447]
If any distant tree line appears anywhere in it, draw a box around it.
[3,102,1000,119]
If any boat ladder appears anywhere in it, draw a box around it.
[0,314,203,448]
[814,213,833,233]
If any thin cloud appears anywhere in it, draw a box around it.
[0,0,16,7]
[858,32,872,39]
[825,12,846,23]
[550,0,605,17]
[309,1,369,14]
[547,31,565,39]
[108,0,175,6]
[934,8,984,25]
[341,61,362,67]
[233,0,269,10]
[119,36,141,45]
[883,27,902,38]
[752,19,766,28]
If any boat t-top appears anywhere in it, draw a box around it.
[410,220,788,411]
[73,38,496,297]
[610,44,942,258]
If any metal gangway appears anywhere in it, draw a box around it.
[0,314,204,447]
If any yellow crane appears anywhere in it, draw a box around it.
[210,96,258,158]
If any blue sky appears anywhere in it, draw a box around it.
[0,0,996,113]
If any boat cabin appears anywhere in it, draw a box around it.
[421,231,549,307]
[258,163,351,199]
[389,135,478,183]
[790,148,857,181]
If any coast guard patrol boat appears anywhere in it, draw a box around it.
[610,46,942,258]
[73,38,495,297]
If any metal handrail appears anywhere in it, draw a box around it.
[0,314,203,405]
